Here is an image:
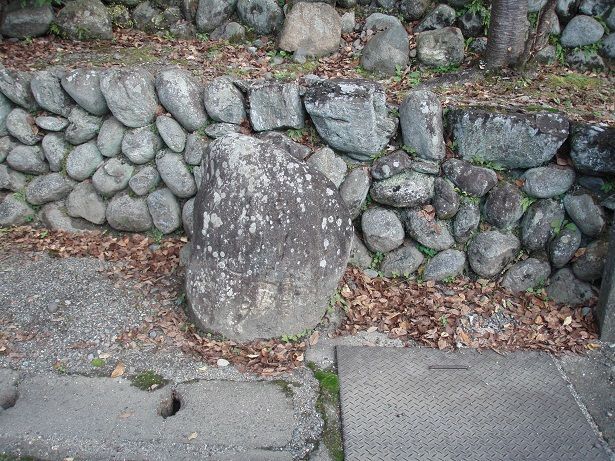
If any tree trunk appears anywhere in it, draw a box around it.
[485,0,529,69]
[519,0,558,68]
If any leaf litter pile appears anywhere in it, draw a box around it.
[0,227,600,376]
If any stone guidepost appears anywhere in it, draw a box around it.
[598,223,615,342]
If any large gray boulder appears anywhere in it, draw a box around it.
[371,171,435,208]
[65,141,104,181]
[501,258,551,293]
[196,0,237,32]
[447,108,569,169]
[129,165,160,196]
[106,193,153,232]
[256,131,310,161]
[0,94,12,137]
[339,167,370,218]
[61,69,108,116]
[0,137,16,163]
[155,149,197,198]
[248,82,304,131]
[361,207,405,253]
[520,199,565,252]
[147,188,181,234]
[521,165,575,198]
[203,77,246,125]
[236,0,284,35]
[279,2,341,57]
[0,195,35,226]
[380,242,424,277]
[100,69,158,128]
[306,147,347,188]
[25,173,75,205]
[122,126,162,164]
[416,4,456,32]
[65,107,103,145]
[7,145,49,175]
[371,150,413,180]
[30,70,73,117]
[0,68,38,111]
[6,108,41,146]
[66,181,107,224]
[42,133,69,172]
[467,230,520,278]
[416,27,464,67]
[361,22,409,75]
[35,116,68,132]
[304,79,397,161]
[453,200,480,243]
[433,177,459,219]
[92,158,134,197]
[569,124,615,176]
[561,15,604,47]
[39,201,97,232]
[399,90,445,161]
[97,117,125,158]
[401,0,431,20]
[546,268,594,305]
[484,182,524,229]
[423,249,466,281]
[0,165,27,192]
[156,115,186,153]
[55,0,113,40]
[563,193,605,237]
[185,134,353,341]
[348,232,372,269]
[402,209,455,251]
[155,68,208,132]
[573,239,608,282]
[0,0,54,38]
[442,158,497,197]
[184,133,209,166]
[549,223,582,268]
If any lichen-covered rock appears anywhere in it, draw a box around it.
[521,199,565,252]
[602,32,615,60]
[371,171,435,208]
[182,197,195,239]
[416,27,464,67]
[279,2,341,57]
[129,165,160,196]
[67,181,107,224]
[25,173,75,205]
[0,0,54,38]
[65,141,104,181]
[340,167,370,218]
[0,137,15,163]
[196,0,236,32]
[349,232,372,269]
[573,239,608,282]
[183,133,209,166]
[100,69,158,128]
[36,116,68,132]
[92,158,134,197]
[371,150,413,180]
[30,70,73,117]
[400,90,445,161]
[415,4,456,32]
[402,209,455,251]
[579,0,611,16]
[423,249,466,281]
[546,268,594,305]
[210,21,246,42]
[248,82,304,131]
[7,145,49,175]
[156,115,186,153]
[256,131,310,161]
[360,23,409,75]
[380,242,424,277]
[41,133,68,172]
[433,178,459,219]
[61,69,108,116]
[0,165,27,192]
[122,126,162,164]
[561,14,604,47]
[39,201,96,232]
[304,79,397,161]
[65,107,103,145]
[236,0,283,35]
[0,69,38,111]
[364,13,402,31]
[484,182,524,229]
[447,108,569,169]
[204,122,241,138]
[566,48,605,71]
[147,187,181,234]
[521,165,575,198]
[457,10,485,37]
[569,123,615,176]
[453,199,480,243]
[56,0,113,40]
[563,193,605,238]
[132,1,161,32]
[155,149,197,198]
[468,230,520,278]
[501,258,551,293]
[155,68,208,132]
[549,223,582,268]
[442,159,497,197]
[400,0,431,20]
[203,77,246,125]
[6,108,41,146]
[106,193,152,232]
[0,195,35,226]
[0,94,12,137]
[556,0,578,22]
[306,147,347,188]
[185,134,353,341]
[361,207,404,253]
[97,116,125,158]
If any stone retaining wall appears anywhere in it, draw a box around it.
[0,65,613,306]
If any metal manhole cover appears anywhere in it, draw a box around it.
[337,346,610,461]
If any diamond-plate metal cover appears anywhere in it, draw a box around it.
[337,347,610,461]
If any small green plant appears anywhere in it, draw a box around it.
[470,156,505,171]
[90,358,105,367]
[416,244,437,259]
[132,370,166,391]
[149,228,164,244]
[402,145,417,156]
[389,107,400,118]
[442,275,455,284]
[161,30,175,41]
[329,289,349,314]
[439,315,449,328]
[521,195,536,212]
[196,33,209,41]
[431,64,460,74]
[280,329,311,343]
[370,252,385,270]
[601,180,615,193]
[391,65,405,83]
[22,36,34,45]
[407,70,421,87]
[287,128,307,142]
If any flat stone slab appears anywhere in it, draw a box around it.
[337,346,611,461]
[0,374,295,460]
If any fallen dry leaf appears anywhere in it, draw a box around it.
[111,361,125,378]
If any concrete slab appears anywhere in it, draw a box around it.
[0,374,297,460]
[337,346,611,461]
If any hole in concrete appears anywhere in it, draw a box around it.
[158,390,182,419]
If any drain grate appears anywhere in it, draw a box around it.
[337,346,611,461]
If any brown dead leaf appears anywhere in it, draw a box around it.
[111,361,125,378]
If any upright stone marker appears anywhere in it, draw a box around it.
[186,134,353,341]
[597,224,615,342]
